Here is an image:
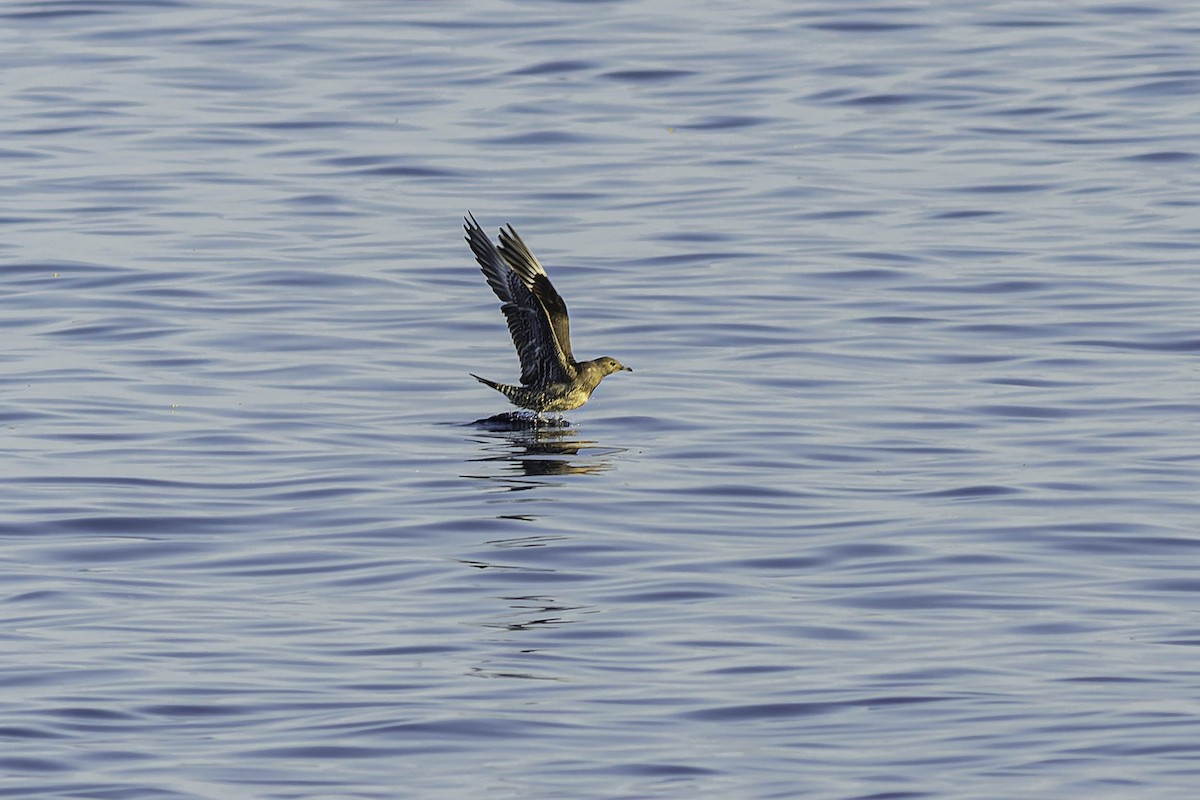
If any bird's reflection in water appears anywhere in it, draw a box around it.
[457,420,618,680]
[480,592,584,633]
[464,412,622,485]
[458,534,599,680]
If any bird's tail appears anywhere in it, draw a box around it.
[470,373,501,390]
[470,373,524,405]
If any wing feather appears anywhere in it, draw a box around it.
[497,224,575,365]
[464,214,573,386]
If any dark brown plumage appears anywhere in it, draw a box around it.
[465,214,631,412]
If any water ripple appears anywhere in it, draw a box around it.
[3,1,1200,798]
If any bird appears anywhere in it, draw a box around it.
[464,213,631,413]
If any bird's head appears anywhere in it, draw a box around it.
[579,356,633,387]
[597,357,632,377]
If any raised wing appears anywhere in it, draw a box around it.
[497,224,575,366]
[464,214,573,386]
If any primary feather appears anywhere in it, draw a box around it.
[464,214,631,412]
[464,213,572,387]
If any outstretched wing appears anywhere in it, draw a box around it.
[464,214,573,386]
[497,224,575,366]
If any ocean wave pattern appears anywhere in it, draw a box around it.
[3,1,1200,798]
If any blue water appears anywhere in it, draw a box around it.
[4,1,1200,798]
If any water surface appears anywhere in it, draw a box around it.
[3,1,1200,798]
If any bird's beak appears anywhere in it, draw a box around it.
[623,365,633,372]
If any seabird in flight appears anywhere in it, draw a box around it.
[464,213,631,413]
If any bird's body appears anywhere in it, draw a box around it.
[464,214,630,413]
